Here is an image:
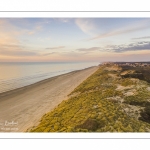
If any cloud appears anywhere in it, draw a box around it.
[0,19,44,58]
[60,51,88,57]
[54,18,70,23]
[0,19,43,46]
[132,36,150,40]
[25,25,43,35]
[45,46,65,50]
[0,49,37,56]
[41,52,56,56]
[77,47,100,51]
[35,25,42,30]
[33,19,51,25]
[28,31,36,35]
[105,41,150,53]
[0,44,25,50]
[0,20,21,45]
[75,19,96,36]
[88,20,150,41]
[0,43,38,57]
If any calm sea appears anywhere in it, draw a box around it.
[0,62,99,94]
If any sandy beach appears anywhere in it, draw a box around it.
[0,66,98,132]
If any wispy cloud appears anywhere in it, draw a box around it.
[35,19,51,25]
[0,19,43,46]
[77,47,100,51]
[75,19,97,36]
[28,31,35,35]
[0,20,21,45]
[0,42,39,57]
[45,46,65,50]
[60,51,89,57]
[24,25,43,35]
[0,49,37,56]
[41,52,57,56]
[54,18,70,23]
[132,36,150,40]
[105,41,150,53]
[0,44,25,49]
[88,20,150,41]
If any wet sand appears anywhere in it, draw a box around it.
[0,66,98,132]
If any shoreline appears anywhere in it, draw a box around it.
[0,66,97,98]
[0,66,95,97]
[0,66,98,132]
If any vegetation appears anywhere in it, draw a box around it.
[121,65,150,83]
[139,106,150,123]
[124,88,150,107]
[30,63,150,132]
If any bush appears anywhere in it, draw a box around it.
[75,118,99,131]
[139,106,150,123]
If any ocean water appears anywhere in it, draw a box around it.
[0,62,99,94]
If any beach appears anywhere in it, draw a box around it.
[30,62,150,132]
[0,66,98,132]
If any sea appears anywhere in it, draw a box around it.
[0,62,99,94]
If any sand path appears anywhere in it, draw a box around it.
[0,66,98,132]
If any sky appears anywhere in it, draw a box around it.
[0,18,150,62]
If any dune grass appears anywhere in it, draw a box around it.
[30,64,150,132]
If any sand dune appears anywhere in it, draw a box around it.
[0,66,98,132]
